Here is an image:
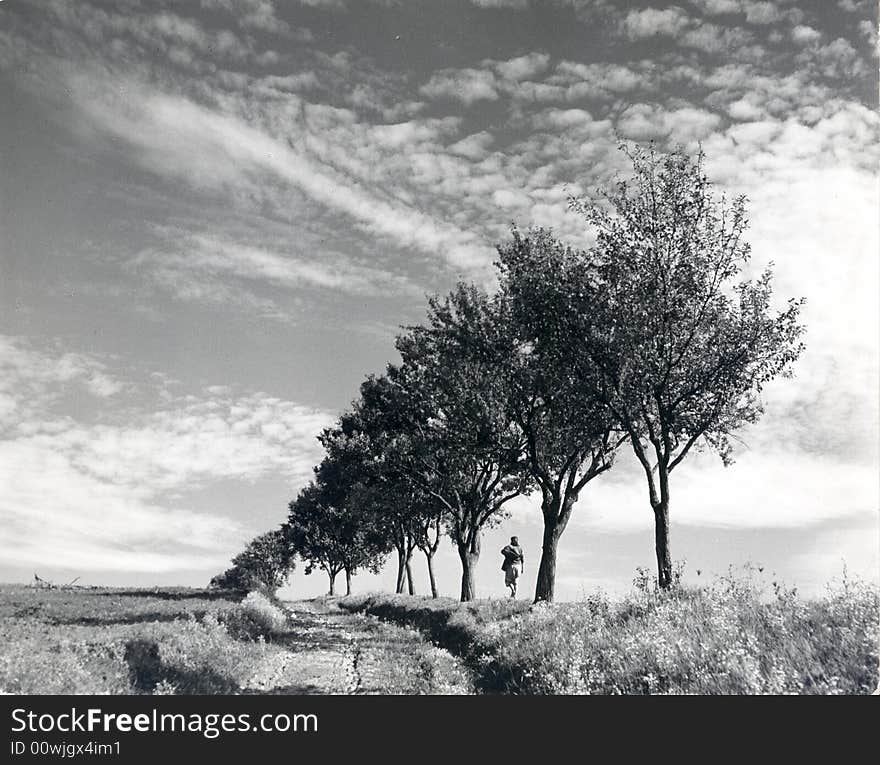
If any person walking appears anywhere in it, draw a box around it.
[500,536,524,598]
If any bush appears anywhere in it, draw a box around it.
[219,591,291,641]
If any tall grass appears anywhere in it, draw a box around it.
[340,567,879,695]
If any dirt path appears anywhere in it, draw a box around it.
[243,599,472,695]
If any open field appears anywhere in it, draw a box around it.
[339,568,880,695]
[0,585,470,695]
[3,568,876,695]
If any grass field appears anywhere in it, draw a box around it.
[0,585,471,695]
[339,567,880,695]
[3,567,876,695]
[0,585,291,694]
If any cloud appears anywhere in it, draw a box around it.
[803,38,869,80]
[201,0,291,33]
[0,440,242,572]
[680,22,758,55]
[742,1,781,24]
[491,52,551,81]
[0,337,334,573]
[506,447,877,535]
[62,70,492,271]
[0,336,125,428]
[447,131,495,160]
[726,95,766,120]
[690,0,741,13]
[791,24,821,45]
[615,102,722,142]
[531,106,594,130]
[420,67,500,105]
[40,0,274,73]
[621,6,691,39]
[470,0,529,8]
[603,451,876,532]
[133,232,422,310]
[688,0,803,26]
[553,61,648,95]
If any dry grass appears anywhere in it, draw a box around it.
[348,611,474,694]
[340,566,879,695]
[0,585,293,694]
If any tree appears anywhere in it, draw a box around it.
[210,527,294,593]
[496,228,627,602]
[569,145,806,588]
[322,413,447,598]
[347,284,530,601]
[319,418,417,595]
[210,567,251,591]
[285,478,388,596]
[413,501,445,598]
[355,479,419,595]
[312,454,392,596]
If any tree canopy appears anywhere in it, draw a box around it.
[210,527,294,593]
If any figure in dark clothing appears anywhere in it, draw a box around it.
[501,536,524,598]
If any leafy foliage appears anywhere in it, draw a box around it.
[285,471,389,593]
[496,227,627,600]
[210,527,294,593]
[335,284,531,599]
[569,144,806,586]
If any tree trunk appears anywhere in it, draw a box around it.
[425,551,438,598]
[395,548,407,594]
[406,560,415,596]
[457,530,481,602]
[328,570,337,596]
[654,501,672,589]
[534,521,561,603]
[534,491,577,603]
[345,568,352,596]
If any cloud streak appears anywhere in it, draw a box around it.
[0,336,334,573]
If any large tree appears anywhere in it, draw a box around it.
[496,228,627,602]
[345,284,530,601]
[569,145,806,588]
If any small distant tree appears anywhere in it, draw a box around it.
[210,527,294,593]
[286,477,388,596]
[286,483,347,595]
[313,455,392,595]
[569,145,806,588]
[321,415,446,598]
[210,566,252,592]
[361,481,420,595]
[496,228,627,603]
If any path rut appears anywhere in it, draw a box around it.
[243,599,472,695]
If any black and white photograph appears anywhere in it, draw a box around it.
[1,0,878,711]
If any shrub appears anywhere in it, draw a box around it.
[219,591,291,641]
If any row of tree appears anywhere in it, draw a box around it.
[214,145,806,603]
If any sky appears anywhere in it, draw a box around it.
[0,0,877,601]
